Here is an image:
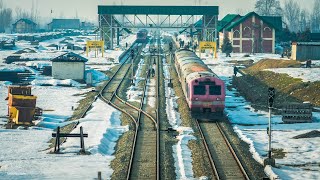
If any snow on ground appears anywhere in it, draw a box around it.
[0,32,134,179]
[202,52,320,179]
[146,79,156,108]
[0,99,128,180]
[163,58,181,129]
[19,51,65,60]
[85,68,109,86]
[0,82,88,128]
[173,127,197,179]
[0,50,16,65]
[127,58,145,102]
[203,52,286,64]
[0,64,26,72]
[266,68,320,82]
[31,77,85,87]
[162,57,200,179]
[24,61,52,69]
[119,34,137,48]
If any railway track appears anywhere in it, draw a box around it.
[92,39,159,179]
[125,38,160,180]
[54,43,140,148]
[196,120,250,180]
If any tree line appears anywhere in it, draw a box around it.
[255,0,320,33]
[0,0,40,33]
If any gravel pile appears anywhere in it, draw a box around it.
[293,130,320,139]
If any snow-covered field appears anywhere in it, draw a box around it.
[202,52,320,179]
[162,57,199,179]
[0,32,135,179]
[0,99,127,179]
[1,31,319,179]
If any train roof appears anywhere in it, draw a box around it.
[175,49,219,81]
[186,71,217,82]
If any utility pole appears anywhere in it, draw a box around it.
[264,87,276,167]
[131,49,134,85]
[168,42,173,88]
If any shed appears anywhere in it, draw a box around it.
[12,18,37,33]
[47,19,80,30]
[291,42,320,61]
[51,52,88,80]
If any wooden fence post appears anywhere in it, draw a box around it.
[80,126,85,153]
[57,126,60,153]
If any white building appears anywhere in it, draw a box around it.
[51,52,88,80]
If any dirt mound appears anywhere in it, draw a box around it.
[247,59,301,71]
[292,130,320,139]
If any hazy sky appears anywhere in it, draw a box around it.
[2,0,314,25]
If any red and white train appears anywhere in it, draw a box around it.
[175,49,226,117]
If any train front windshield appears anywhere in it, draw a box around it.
[194,85,206,95]
[209,85,221,95]
[193,85,221,95]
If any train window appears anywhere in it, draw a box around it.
[194,85,206,95]
[209,85,221,95]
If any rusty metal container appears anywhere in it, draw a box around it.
[8,94,37,107]
[6,86,37,125]
[8,86,32,96]
[12,106,35,125]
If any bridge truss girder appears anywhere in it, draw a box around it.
[98,6,219,49]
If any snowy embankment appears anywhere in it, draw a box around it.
[162,57,198,179]
[0,99,128,179]
[265,68,320,82]
[119,34,137,48]
[202,52,320,179]
[86,35,137,71]
[127,58,145,102]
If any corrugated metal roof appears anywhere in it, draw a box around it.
[98,6,219,15]
[218,14,241,32]
[49,19,80,29]
[261,16,283,31]
[225,12,282,31]
[221,14,240,24]
[293,42,320,46]
[51,52,88,62]
[13,18,37,26]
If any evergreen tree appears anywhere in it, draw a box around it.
[222,33,233,57]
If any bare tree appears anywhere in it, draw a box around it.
[255,0,282,16]
[299,10,309,32]
[0,0,13,32]
[283,0,300,32]
[310,0,320,32]
[236,8,251,15]
[15,7,31,20]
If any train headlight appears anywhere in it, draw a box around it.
[216,97,221,101]
[195,98,199,101]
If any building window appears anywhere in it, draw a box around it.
[264,27,271,31]
[233,30,240,38]
[243,26,252,38]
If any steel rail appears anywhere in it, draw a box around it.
[216,122,250,180]
[195,119,220,180]
[123,40,159,180]
[54,43,139,149]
